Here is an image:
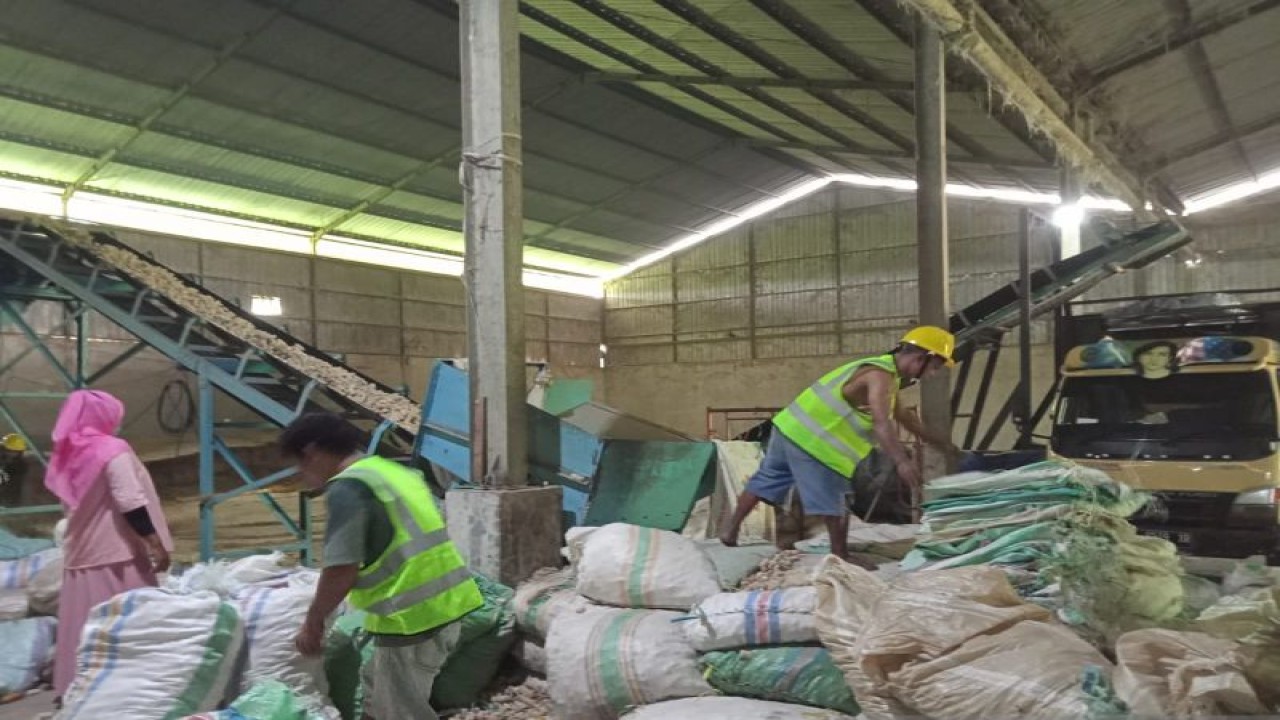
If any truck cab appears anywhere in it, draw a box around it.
[1051,333,1280,561]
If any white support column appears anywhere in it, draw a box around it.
[915,17,952,479]
[460,0,527,490]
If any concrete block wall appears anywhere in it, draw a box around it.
[0,226,604,453]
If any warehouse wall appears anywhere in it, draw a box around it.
[601,185,1280,447]
[601,185,1061,444]
[0,226,604,456]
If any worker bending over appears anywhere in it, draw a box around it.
[720,326,960,560]
[282,412,481,720]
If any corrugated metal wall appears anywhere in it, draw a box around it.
[604,185,1057,366]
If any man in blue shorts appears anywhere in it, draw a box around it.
[719,327,961,560]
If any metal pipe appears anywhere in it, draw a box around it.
[915,17,952,474]
[1017,208,1033,448]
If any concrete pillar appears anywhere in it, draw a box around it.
[454,0,561,585]
[460,0,527,489]
[914,17,952,477]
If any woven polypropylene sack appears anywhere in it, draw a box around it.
[60,588,244,720]
[700,647,860,715]
[26,552,61,616]
[682,587,817,651]
[232,571,339,719]
[576,524,720,610]
[0,547,58,590]
[0,616,55,695]
[888,621,1111,719]
[1113,628,1267,718]
[548,607,711,719]
[512,566,590,640]
[620,696,855,719]
[432,573,517,710]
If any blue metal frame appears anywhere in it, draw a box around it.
[1,224,319,560]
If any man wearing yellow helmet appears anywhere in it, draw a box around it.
[1,433,31,508]
[720,326,961,561]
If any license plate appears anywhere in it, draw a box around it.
[1147,530,1192,545]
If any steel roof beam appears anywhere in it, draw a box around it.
[584,71,915,92]
[745,0,1029,189]
[853,0,1056,166]
[1145,109,1280,175]
[1164,0,1256,178]
[648,0,917,156]
[979,0,1185,213]
[400,0,808,198]
[61,1,739,234]
[1089,0,1280,86]
[747,139,1053,171]
[900,0,1156,215]
[558,0,910,177]
[58,1,281,208]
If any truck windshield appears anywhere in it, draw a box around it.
[1055,370,1277,442]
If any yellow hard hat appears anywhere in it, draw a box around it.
[1,434,27,452]
[900,326,957,367]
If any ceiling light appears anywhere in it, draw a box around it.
[603,177,834,280]
[1051,203,1084,229]
[1183,168,1280,215]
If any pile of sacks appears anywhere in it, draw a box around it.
[512,522,861,719]
[56,552,339,720]
[0,522,63,701]
[323,571,517,719]
[900,460,1185,633]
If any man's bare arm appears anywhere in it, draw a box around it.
[849,370,913,470]
[895,405,958,451]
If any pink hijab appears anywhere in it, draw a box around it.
[46,389,131,509]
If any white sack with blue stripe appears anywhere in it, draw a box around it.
[682,587,818,652]
[0,616,56,695]
[0,547,59,591]
[59,588,244,720]
[548,606,712,720]
[231,569,340,720]
[576,523,721,610]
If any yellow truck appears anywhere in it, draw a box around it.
[1052,332,1279,562]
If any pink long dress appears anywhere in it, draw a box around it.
[53,451,173,697]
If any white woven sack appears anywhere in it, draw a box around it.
[683,587,818,651]
[27,552,62,616]
[548,606,712,719]
[232,570,339,719]
[576,523,720,610]
[59,588,244,720]
[621,697,855,719]
[513,566,593,640]
[0,547,59,590]
[0,616,56,695]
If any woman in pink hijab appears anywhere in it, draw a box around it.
[46,389,173,700]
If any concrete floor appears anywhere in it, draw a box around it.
[0,690,53,720]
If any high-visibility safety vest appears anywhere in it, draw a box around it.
[772,354,900,478]
[331,456,482,636]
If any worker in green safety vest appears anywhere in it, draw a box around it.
[719,326,962,562]
[281,412,482,720]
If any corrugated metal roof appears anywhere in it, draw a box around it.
[0,0,1276,274]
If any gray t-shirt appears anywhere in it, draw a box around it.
[322,478,393,569]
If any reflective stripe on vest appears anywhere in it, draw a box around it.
[772,354,899,478]
[332,456,482,635]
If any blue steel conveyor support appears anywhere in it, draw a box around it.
[0,218,420,561]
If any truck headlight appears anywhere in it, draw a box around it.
[1233,488,1279,506]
